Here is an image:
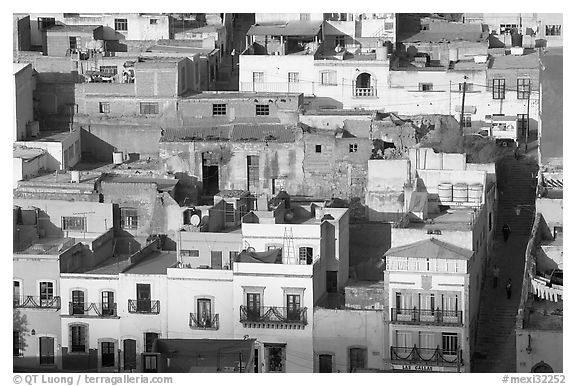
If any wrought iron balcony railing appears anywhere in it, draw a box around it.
[189,313,220,330]
[391,308,463,325]
[13,296,61,310]
[68,302,117,317]
[354,87,376,97]
[239,305,307,326]
[390,346,463,368]
[128,299,160,314]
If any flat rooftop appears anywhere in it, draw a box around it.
[14,237,75,255]
[247,20,322,37]
[402,206,481,231]
[123,251,178,275]
[13,147,45,161]
[17,130,75,143]
[186,91,302,100]
[489,52,540,70]
[525,299,563,330]
[46,24,101,33]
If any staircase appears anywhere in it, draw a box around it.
[472,155,539,372]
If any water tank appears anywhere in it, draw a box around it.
[438,183,453,202]
[453,183,468,202]
[70,170,80,183]
[112,151,123,165]
[467,184,483,203]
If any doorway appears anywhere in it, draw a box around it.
[123,339,137,371]
[39,337,55,365]
[202,153,219,197]
[101,342,115,368]
[326,271,338,293]
[319,354,333,373]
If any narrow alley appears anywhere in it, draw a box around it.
[472,155,539,372]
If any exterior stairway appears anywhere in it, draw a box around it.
[472,155,539,372]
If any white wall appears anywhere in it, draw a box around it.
[516,329,563,372]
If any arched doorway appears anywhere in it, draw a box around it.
[531,361,553,373]
[354,73,375,97]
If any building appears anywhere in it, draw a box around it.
[14,63,36,141]
[463,13,562,48]
[13,200,114,371]
[515,168,562,373]
[43,24,117,57]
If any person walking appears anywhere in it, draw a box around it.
[502,224,511,242]
[492,264,500,288]
[506,279,512,299]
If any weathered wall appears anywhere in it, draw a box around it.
[45,31,94,57]
[14,63,35,141]
[536,198,563,228]
[366,159,411,221]
[13,15,31,52]
[516,329,563,373]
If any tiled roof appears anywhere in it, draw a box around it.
[384,238,474,260]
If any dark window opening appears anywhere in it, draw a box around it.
[144,332,158,353]
[256,104,270,116]
[115,18,128,31]
[71,325,86,353]
[315,144,322,153]
[101,342,115,367]
[212,103,227,116]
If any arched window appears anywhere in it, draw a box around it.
[531,361,554,373]
[354,73,375,97]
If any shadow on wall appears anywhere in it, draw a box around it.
[303,97,344,111]
[34,72,78,129]
[62,349,99,371]
[80,127,116,163]
[173,172,201,205]
[349,222,391,281]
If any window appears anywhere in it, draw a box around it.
[114,18,128,31]
[348,347,367,372]
[458,83,473,92]
[252,72,264,83]
[181,249,200,257]
[211,251,223,269]
[101,291,115,316]
[144,332,158,353]
[13,331,23,356]
[395,331,412,351]
[286,294,301,320]
[39,282,54,305]
[499,24,518,35]
[69,37,78,51]
[265,344,286,372]
[517,78,531,99]
[229,251,239,267]
[315,144,322,153]
[420,293,435,310]
[37,17,55,30]
[99,102,110,114]
[442,333,459,355]
[13,281,21,306]
[489,212,493,232]
[298,247,313,265]
[492,79,505,99]
[335,35,345,47]
[101,342,115,367]
[419,83,433,92]
[545,25,561,36]
[212,103,227,116]
[100,66,118,76]
[419,332,436,350]
[395,292,413,311]
[62,216,85,231]
[517,114,528,134]
[443,295,459,312]
[143,354,158,372]
[288,72,299,83]
[71,290,85,315]
[246,293,261,320]
[197,298,212,327]
[349,143,358,153]
[150,19,158,25]
[120,208,138,229]
[320,71,337,86]
[462,114,472,128]
[140,102,159,115]
[136,284,151,312]
[70,325,87,352]
[247,155,259,191]
[256,104,269,116]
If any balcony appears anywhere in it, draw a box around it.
[239,305,307,329]
[14,296,61,310]
[68,302,118,318]
[390,346,463,371]
[128,299,160,314]
[189,313,220,330]
[391,308,463,325]
[353,87,376,97]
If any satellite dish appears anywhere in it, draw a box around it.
[247,246,256,253]
[190,214,201,226]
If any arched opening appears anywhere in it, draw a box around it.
[354,73,375,97]
[531,361,554,373]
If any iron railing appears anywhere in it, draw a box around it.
[189,313,220,329]
[354,87,376,97]
[239,305,307,325]
[391,308,463,325]
[68,302,117,317]
[128,299,160,314]
[13,296,61,310]
[390,346,463,367]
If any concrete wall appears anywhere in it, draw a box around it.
[14,15,31,51]
[13,152,49,188]
[516,329,563,372]
[313,309,387,372]
[13,199,113,239]
[14,129,81,171]
[366,159,411,221]
[45,30,95,57]
[14,63,35,141]
[62,14,171,41]
[536,198,563,227]
[176,231,242,268]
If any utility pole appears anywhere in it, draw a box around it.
[449,80,452,116]
[525,88,530,152]
[459,76,468,131]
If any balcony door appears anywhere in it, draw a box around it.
[39,282,54,306]
[396,330,412,355]
[39,337,54,365]
[210,251,222,269]
[72,290,85,315]
[197,298,212,327]
[137,284,151,312]
[101,291,114,316]
[286,294,301,321]
[246,293,261,321]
